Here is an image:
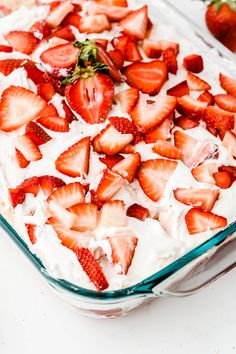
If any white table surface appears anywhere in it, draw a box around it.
[1,1,236,354]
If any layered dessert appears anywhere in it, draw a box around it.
[0,0,235,291]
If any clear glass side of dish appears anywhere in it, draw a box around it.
[1,0,236,318]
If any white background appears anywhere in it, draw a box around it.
[1,1,236,354]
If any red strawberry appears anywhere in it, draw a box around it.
[108,234,138,274]
[203,106,234,130]
[25,224,37,244]
[213,171,232,189]
[9,188,25,208]
[191,163,216,184]
[69,203,98,231]
[144,119,173,143]
[130,95,177,133]
[18,177,40,196]
[37,116,69,132]
[96,43,125,82]
[25,121,51,146]
[125,39,142,62]
[39,103,59,118]
[55,137,90,178]
[100,200,127,227]
[48,182,85,208]
[115,88,139,114]
[95,38,108,50]
[95,0,128,6]
[92,124,133,155]
[119,5,148,40]
[120,144,135,154]
[14,135,42,162]
[0,45,12,52]
[65,73,114,124]
[15,148,29,168]
[123,60,168,96]
[137,159,178,202]
[175,116,199,130]
[218,165,236,182]
[90,189,104,209]
[46,0,74,28]
[30,20,51,39]
[173,188,219,212]
[40,43,79,68]
[0,86,46,132]
[47,200,76,229]
[112,152,141,182]
[185,208,227,235]
[76,248,109,290]
[96,169,125,201]
[162,47,178,75]
[62,12,81,28]
[39,175,65,196]
[177,95,207,120]
[78,15,111,33]
[5,31,39,55]
[207,126,218,137]
[214,94,236,113]
[88,4,131,21]
[99,155,124,169]
[108,49,124,69]
[198,90,214,105]
[186,71,211,91]
[24,61,45,85]
[127,203,149,221]
[167,81,189,98]
[142,39,179,59]
[50,25,75,41]
[62,99,75,123]
[153,140,181,160]
[112,35,129,54]
[183,54,204,73]
[0,59,25,76]
[109,116,142,145]
[37,83,55,102]
[219,73,236,97]
[53,226,94,251]
[222,130,236,157]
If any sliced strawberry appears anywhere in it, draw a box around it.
[175,116,199,130]
[37,83,55,102]
[177,95,207,120]
[47,200,76,229]
[9,188,25,208]
[219,73,236,97]
[119,5,148,40]
[120,144,135,154]
[48,182,85,208]
[78,15,111,33]
[108,234,138,274]
[25,224,37,244]
[173,188,219,212]
[0,86,46,132]
[30,20,51,39]
[198,91,214,106]
[123,60,167,96]
[186,71,211,91]
[153,140,181,160]
[51,25,75,41]
[95,38,108,50]
[214,94,236,113]
[127,203,149,221]
[37,116,69,132]
[62,99,75,123]
[115,88,139,114]
[203,106,234,130]
[24,62,45,85]
[112,152,141,182]
[213,171,232,189]
[39,175,65,196]
[40,43,79,69]
[14,135,42,162]
[65,73,114,124]
[144,119,173,143]
[96,169,125,201]
[39,103,59,118]
[76,248,109,290]
[142,39,179,59]
[218,165,236,182]
[5,31,38,55]
[125,39,142,62]
[162,47,178,75]
[90,189,104,209]
[53,226,94,251]
[100,200,127,227]
[0,45,12,52]
[222,130,236,158]
[191,163,216,184]
[0,59,25,76]
[95,0,128,6]
[99,155,124,169]
[15,148,29,168]
[69,203,98,231]
[109,116,142,145]
[130,95,177,133]
[18,177,40,196]
[137,159,177,202]
[62,12,81,28]
[25,121,51,146]
[167,81,189,98]
[112,35,129,54]
[183,54,204,73]
[92,124,133,156]
[46,0,74,28]
[55,137,90,178]
[88,4,131,21]
[185,208,227,235]
[207,126,218,137]
[108,49,124,69]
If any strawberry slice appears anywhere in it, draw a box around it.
[123,60,168,96]
[108,49,124,69]
[55,137,90,178]
[218,165,236,182]
[198,91,214,106]
[167,81,189,98]
[222,130,236,158]
[62,12,81,28]
[5,31,39,55]
[50,25,75,41]
[213,171,232,189]
[76,248,109,290]
[37,116,69,132]
[127,203,149,221]
[153,140,181,160]
[125,39,142,62]
[108,234,138,274]
[46,0,74,28]
[137,159,178,202]
[112,152,141,182]
[185,208,227,235]
[142,39,179,59]
[14,135,42,162]
[90,189,104,209]
[69,203,98,231]
[100,200,127,227]
[48,182,85,208]
[17,177,40,196]
[65,73,114,124]
[183,54,204,73]
[95,0,128,6]
[144,119,173,143]
[53,226,94,252]
[96,170,125,201]
[15,148,29,168]
[203,106,234,130]
[112,35,129,54]
[119,5,148,40]
[115,88,139,114]
[99,154,124,169]
[47,200,76,229]
[9,188,25,208]
[96,43,125,82]
[191,163,216,184]
[177,95,207,120]
[130,95,177,133]
[25,224,37,244]
[0,59,26,76]
[0,45,12,52]
[88,4,131,21]
[186,71,211,91]
[175,116,199,130]
[219,73,236,97]
[173,188,219,212]
[24,61,45,85]
[109,116,142,145]
[62,99,75,123]
[214,94,236,113]
[92,124,133,155]
[37,83,55,102]
[39,101,60,119]
[40,43,79,69]
[39,175,65,196]
[25,121,51,146]
[30,20,51,39]
[162,47,178,75]
[0,86,46,132]
[78,15,111,33]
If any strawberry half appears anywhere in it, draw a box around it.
[186,71,211,91]
[153,140,181,160]
[5,31,39,55]
[183,54,204,73]
[0,86,46,132]
[127,203,149,221]
[123,60,168,96]
[191,163,216,184]
[222,130,236,158]
[39,175,65,196]
[78,15,111,33]
[69,203,98,231]
[137,159,178,202]
[219,73,236,97]
[55,137,90,178]
[100,200,127,227]
[25,224,37,244]
[162,47,178,75]
[53,226,94,252]
[144,119,173,143]
[173,188,219,212]
[214,94,236,113]
[112,152,141,182]
[185,208,227,235]
[40,43,79,68]
[0,59,26,76]
[115,88,139,114]
[48,182,85,208]
[203,106,234,130]
[15,148,29,168]
[213,171,232,189]
[37,116,69,132]
[25,121,51,146]
[119,5,148,40]
[46,0,74,28]
[14,135,42,162]
[167,81,190,98]
[96,169,125,201]
[177,95,207,120]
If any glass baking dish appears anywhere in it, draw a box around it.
[1,0,236,318]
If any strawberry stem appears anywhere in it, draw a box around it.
[201,0,236,11]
